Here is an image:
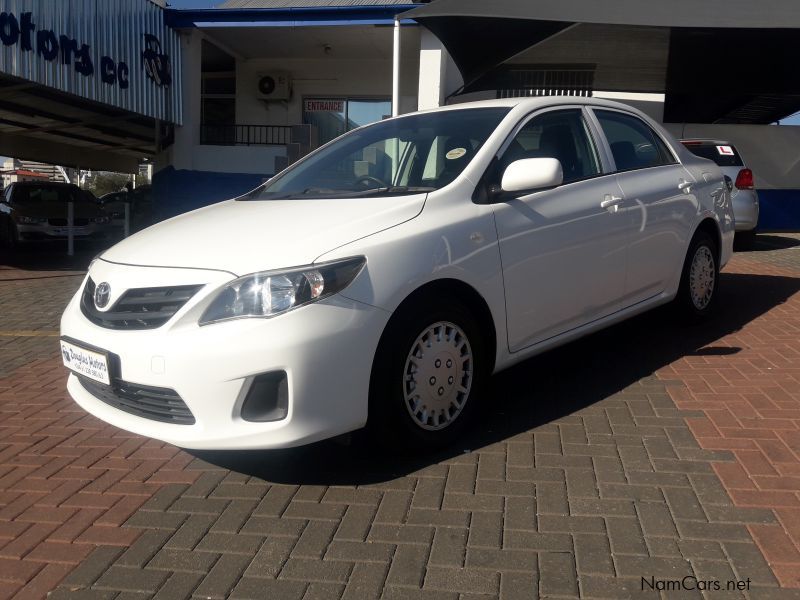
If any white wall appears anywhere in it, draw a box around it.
[159,29,420,177]
[236,55,419,127]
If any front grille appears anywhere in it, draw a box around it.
[78,377,195,425]
[49,218,89,226]
[81,278,203,330]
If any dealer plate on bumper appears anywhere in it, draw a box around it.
[61,339,111,385]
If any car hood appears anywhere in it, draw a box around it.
[100,194,427,275]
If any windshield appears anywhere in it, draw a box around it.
[12,186,82,204]
[244,107,511,200]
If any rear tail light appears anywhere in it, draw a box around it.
[735,168,754,190]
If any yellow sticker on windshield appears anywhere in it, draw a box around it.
[446,148,467,160]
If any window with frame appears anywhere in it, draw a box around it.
[594,110,675,172]
[498,109,601,184]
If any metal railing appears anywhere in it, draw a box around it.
[200,124,292,146]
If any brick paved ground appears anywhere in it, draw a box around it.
[0,238,799,599]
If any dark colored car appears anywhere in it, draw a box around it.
[0,182,113,246]
[98,185,154,234]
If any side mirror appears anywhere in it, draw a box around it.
[501,158,563,194]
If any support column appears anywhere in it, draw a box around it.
[392,18,401,117]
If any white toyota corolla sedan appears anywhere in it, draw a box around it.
[60,97,734,451]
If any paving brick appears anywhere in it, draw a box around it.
[194,553,254,599]
[146,547,220,573]
[93,566,169,594]
[340,562,389,600]
[151,572,203,600]
[229,577,306,600]
[539,552,579,597]
[385,544,430,588]
[290,520,337,559]
[279,557,352,584]
[194,532,265,555]
[573,533,614,576]
[116,530,173,568]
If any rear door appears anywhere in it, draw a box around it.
[491,107,632,351]
[590,109,697,307]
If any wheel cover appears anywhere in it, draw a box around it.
[402,321,473,431]
[689,245,716,310]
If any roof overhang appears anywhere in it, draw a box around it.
[165,5,418,28]
[402,0,800,123]
[0,75,167,173]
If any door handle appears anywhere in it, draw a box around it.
[601,195,624,212]
[678,180,693,193]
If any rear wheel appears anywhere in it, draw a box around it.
[368,297,488,451]
[676,230,719,319]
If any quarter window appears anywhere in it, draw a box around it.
[499,109,601,184]
[595,110,675,172]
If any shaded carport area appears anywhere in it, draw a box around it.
[402,0,800,125]
[0,75,165,173]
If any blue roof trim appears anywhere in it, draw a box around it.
[164,5,419,28]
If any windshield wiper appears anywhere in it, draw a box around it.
[251,186,436,200]
[351,186,436,197]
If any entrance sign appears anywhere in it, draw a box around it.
[304,99,346,113]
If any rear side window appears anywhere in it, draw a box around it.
[681,143,744,167]
[595,110,675,172]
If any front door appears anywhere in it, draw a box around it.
[491,108,631,352]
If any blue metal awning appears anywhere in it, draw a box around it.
[165,5,418,28]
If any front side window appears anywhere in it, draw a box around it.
[246,107,511,200]
[498,109,601,184]
[595,110,675,172]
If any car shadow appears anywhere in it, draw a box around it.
[748,234,800,252]
[189,271,800,486]
[0,243,101,274]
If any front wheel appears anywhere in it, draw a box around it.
[676,230,719,319]
[368,297,488,452]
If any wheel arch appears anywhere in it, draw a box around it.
[692,217,722,263]
[373,278,498,376]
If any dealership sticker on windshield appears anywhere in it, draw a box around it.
[716,145,734,156]
[61,339,111,385]
[446,148,467,160]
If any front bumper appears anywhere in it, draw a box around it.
[17,222,114,242]
[61,261,390,449]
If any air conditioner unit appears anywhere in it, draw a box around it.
[256,72,290,100]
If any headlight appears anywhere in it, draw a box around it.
[17,216,47,224]
[92,216,112,224]
[200,256,366,325]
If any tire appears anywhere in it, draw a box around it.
[676,230,719,319]
[735,230,756,251]
[4,222,19,249]
[368,296,488,452]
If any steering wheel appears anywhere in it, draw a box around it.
[353,175,389,189]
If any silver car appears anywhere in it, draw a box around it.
[680,139,759,247]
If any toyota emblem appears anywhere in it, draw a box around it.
[94,282,111,309]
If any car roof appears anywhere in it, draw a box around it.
[405,95,656,117]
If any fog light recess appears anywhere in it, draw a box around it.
[240,371,289,422]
